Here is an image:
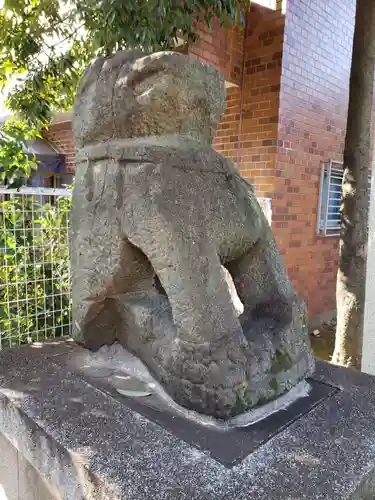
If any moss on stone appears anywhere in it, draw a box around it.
[229,381,250,417]
[269,377,278,392]
[271,348,293,374]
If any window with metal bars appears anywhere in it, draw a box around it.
[317,160,372,236]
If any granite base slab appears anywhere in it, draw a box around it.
[0,340,375,499]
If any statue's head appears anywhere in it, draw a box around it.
[73,50,226,148]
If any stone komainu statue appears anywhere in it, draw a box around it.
[70,50,314,419]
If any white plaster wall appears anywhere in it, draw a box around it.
[257,197,272,226]
[362,169,375,374]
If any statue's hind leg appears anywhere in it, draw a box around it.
[226,234,295,331]
[225,231,314,393]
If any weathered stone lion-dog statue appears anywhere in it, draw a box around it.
[70,50,314,419]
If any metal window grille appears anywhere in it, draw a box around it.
[317,160,371,236]
[317,160,343,236]
[0,186,72,349]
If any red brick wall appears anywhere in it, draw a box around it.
[213,86,242,163]
[190,15,244,165]
[212,5,285,194]
[44,121,75,173]
[190,18,244,85]
[238,5,284,196]
[274,0,356,318]
[203,1,358,321]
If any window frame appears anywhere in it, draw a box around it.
[317,159,372,237]
[317,160,343,237]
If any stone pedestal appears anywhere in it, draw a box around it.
[1,340,375,500]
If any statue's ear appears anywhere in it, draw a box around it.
[124,52,187,89]
[77,50,147,98]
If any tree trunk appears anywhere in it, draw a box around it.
[332,0,375,369]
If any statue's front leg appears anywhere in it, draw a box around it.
[121,215,255,417]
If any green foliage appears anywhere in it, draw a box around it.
[1,0,87,126]
[0,0,249,185]
[0,118,40,187]
[0,194,71,347]
[1,0,249,124]
[78,0,247,54]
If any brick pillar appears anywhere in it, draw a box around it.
[275,0,356,319]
